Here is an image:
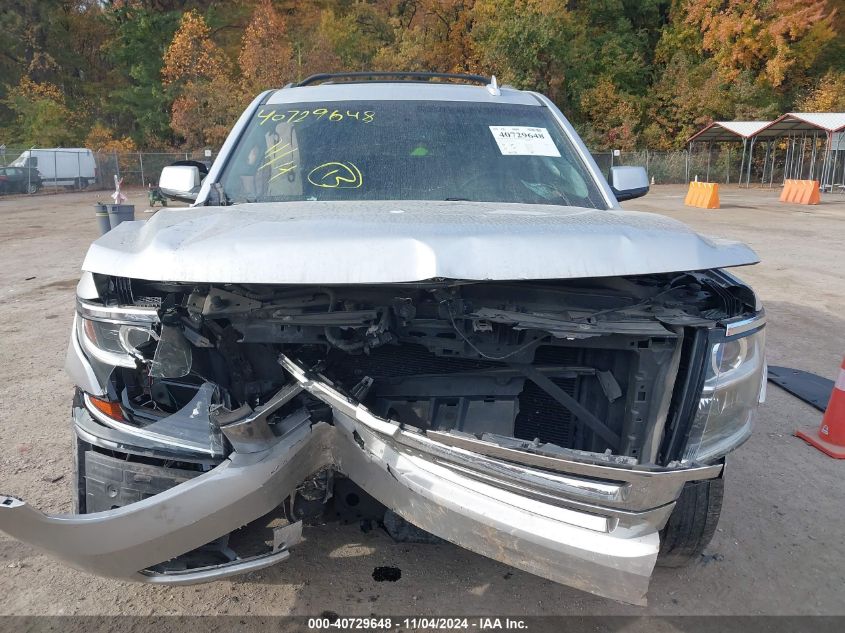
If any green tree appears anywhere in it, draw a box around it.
[104,5,181,146]
[471,0,584,107]
[3,77,82,146]
[319,5,393,71]
[472,0,664,138]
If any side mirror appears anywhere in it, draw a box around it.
[159,165,202,203]
[609,166,649,201]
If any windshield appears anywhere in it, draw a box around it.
[217,100,608,209]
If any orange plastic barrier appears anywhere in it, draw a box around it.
[780,179,820,205]
[684,181,720,209]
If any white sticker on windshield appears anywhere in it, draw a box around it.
[489,126,561,157]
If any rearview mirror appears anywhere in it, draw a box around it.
[609,166,649,201]
[159,165,202,203]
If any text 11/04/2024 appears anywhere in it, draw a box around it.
[307,616,529,630]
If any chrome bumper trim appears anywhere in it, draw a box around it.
[139,522,303,585]
[723,311,766,337]
[142,549,291,585]
[278,354,722,515]
[329,413,658,604]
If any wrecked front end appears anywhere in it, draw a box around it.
[1,270,765,605]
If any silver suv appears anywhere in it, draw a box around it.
[0,73,766,605]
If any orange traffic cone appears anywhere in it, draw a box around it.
[795,356,845,458]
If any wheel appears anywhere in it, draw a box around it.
[657,474,724,567]
[75,177,88,190]
[26,182,38,194]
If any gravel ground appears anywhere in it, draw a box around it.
[0,185,843,616]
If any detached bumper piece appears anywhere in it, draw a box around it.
[0,357,721,605]
[0,418,323,584]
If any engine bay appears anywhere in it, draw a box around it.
[81,271,757,468]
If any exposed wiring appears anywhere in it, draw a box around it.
[443,300,546,361]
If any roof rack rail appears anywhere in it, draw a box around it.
[294,72,492,88]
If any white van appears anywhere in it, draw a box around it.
[11,148,97,188]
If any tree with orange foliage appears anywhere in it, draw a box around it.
[376,0,480,73]
[579,78,641,151]
[686,0,837,88]
[798,70,845,111]
[162,10,229,87]
[162,10,244,148]
[3,1,842,150]
[84,123,138,153]
[238,0,296,94]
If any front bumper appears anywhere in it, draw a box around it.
[1,356,722,605]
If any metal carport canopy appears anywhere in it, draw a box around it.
[753,112,845,138]
[687,120,773,143]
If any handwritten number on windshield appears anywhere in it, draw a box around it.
[256,108,374,125]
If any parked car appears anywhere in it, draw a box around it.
[0,165,42,194]
[0,73,766,605]
[9,148,96,189]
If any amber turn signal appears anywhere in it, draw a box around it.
[87,395,126,421]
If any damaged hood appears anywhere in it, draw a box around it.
[82,200,758,284]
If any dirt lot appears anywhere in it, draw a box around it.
[0,185,844,616]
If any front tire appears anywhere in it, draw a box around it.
[657,474,724,567]
[26,183,38,194]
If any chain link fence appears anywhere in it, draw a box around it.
[0,147,215,196]
[2,143,841,198]
[593,141,844,192]
[591,147,762,186]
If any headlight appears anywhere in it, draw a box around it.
[683,316,766,463]
[75,300,158,368]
